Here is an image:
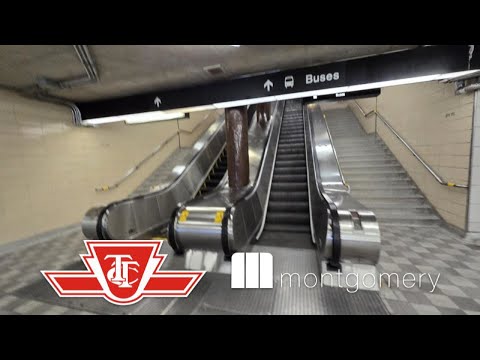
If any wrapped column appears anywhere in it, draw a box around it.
[225,106,249,190]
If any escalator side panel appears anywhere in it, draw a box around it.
[305,102,381,265]
[83,116,226,240]
[170,102,285,255]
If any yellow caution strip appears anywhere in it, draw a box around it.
[214,210,225,224]
[179,210,189,222]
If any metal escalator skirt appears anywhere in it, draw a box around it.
[305,102,381,265]
[82,116,226,240]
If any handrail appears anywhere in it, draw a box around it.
[322,112,351,193]
[95,115,212,192]
[353,100,468,189]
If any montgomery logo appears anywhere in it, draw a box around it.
[42,240,205,305]
[231,252,273,289]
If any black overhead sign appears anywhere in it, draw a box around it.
[77,45,479,120]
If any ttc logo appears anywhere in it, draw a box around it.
[42,240,205,306]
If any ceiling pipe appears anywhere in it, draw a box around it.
[32,92,84,126]
[6,45,99,126]
[37,45,99,91]
[456,82,480,95]
[0,83,83,126]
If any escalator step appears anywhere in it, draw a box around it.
[266,212,310,225]
[274,166,307,174]
[280,132,304,137]
[276,148,305,155]
[269,191,308,201]
[275,160,306,167]
[271,182,308,191]
[279,138,305,143]
[268,201,309,212]
[273,174,307,182]
[281,128,303,133]
[275,153,305,161]
[263,223,310,233]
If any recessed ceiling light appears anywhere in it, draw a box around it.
[230,45,240,47]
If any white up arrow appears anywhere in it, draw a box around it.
[154,97,162,108]
[264,80,273,92]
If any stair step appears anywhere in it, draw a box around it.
[336,150,391,157]
[341,163,403,170]
[360,198,429,207]
[338,154,396,161]
[340,159,399,166]
[373,208,440,217]
[351,191,423,199]
[345,174,410,181]
[350,184,417,191]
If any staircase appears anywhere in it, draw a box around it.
[324,106,441,227]
[261,100,312,248]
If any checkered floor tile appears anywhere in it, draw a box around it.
[378,223,480,315]
[1,221,479,314]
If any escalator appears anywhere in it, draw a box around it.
[169,100,380,268]
[261,101,312,248]
[196,148,227,197]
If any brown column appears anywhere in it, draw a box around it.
[265,102,271,121]
[226,106,249,190]
[256,103,263,123]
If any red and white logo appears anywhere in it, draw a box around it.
[42,240,205,306]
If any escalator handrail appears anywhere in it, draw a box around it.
[88,115,226,240]
[95,113,219,192]
[102,116,224,207]
[220,102,285,253]
[304,105,342,269]
[322,112,350,193]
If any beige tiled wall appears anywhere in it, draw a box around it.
[350,81,474,230]
[0,89,219,244]
[468,91,480,233]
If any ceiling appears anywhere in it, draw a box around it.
[0,45,418,102]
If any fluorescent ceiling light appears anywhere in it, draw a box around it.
[213,96,277,109]
[83,111,186,126]
[230,45,240,47]
[125,112,185,124]
[436,69,479,80]
[173,104,216,113]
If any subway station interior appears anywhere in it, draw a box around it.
[1,44,480,315]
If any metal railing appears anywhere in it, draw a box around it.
[353,100,468,189]
[95,115,212,192]
[322,113,351,192]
